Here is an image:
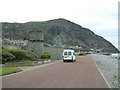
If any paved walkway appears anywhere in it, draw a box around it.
[2,55,109,88]
[18,60,60,72]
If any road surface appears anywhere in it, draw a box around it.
[2,55,109,88]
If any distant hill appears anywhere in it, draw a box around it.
[2,18,119,53]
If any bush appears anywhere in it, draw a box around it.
[2,46,38,63]
[9,49,26,60]
[2,50,15,63]
[9,49,38,61]
[24,50,38,60]
[2,47,15,63]
[41,52,51,59]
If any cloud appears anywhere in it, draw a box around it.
[0,0,118,22]
[0,0,119,48]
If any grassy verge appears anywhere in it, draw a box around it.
[0,66,22,76]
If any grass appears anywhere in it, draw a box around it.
[0,66,22,76]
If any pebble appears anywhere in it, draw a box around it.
[91,54,118,88]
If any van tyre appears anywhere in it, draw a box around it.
[71,56,73,62]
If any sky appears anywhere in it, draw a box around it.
[0,0,119,49]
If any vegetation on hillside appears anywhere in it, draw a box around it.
[2,18,119,53]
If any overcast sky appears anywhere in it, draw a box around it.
[0,0,119,48]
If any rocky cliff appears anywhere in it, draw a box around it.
[2,18,119,53]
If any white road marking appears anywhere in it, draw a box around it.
[95,62,111,88]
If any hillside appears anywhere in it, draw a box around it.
[2,18,119,53]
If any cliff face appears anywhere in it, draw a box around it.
[2,18,119,53]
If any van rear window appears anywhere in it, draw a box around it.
[68,52,71,55]
[64,52,67,55]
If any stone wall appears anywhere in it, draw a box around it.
[27,41,43,56]
[27,29,63,60]
[44,46,63,60]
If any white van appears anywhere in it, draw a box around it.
[63,49,76,62]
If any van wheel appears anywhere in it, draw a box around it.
[63,60,65,62]
[72,56,74,62]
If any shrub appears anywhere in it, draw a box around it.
[2,46,38,63]
[24,50,38,60]
[41,52,51,59]
[9,49,26,60]
[2,50,15,63]
[9,49,38,61]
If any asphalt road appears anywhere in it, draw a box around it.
[2,55,109,88]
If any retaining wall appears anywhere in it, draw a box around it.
[43,47,64,60]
